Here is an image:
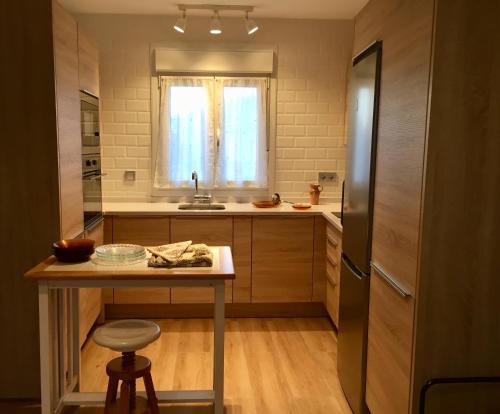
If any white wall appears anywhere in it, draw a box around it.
[76,14,353,203]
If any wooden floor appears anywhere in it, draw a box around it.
[1,318,352,414]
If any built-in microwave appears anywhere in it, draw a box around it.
[80,91,100,153]
[80,91,103,229]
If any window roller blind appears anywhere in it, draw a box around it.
[154,49,274,74]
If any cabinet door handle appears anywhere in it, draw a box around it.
[327,235,338,247]
[327,253,337,267]
[371,262,411,298]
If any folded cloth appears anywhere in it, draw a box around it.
[147,241,191,262]
[147,242,213,268]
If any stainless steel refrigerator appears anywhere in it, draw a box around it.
[337,41,382,414]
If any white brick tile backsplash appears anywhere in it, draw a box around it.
[282,148,305,159]
[284,103,307,114]
[125,100,150,112]
[115,158,138,169]
[114,135,137,146]
[294,137,316,148]
[114,87,136,100]
[126,146,149,158]
[136,135,150,146]
[126,123,150,135]
[305,148,328,159]
[294,114,317,125]
[84,16,353,201]
[114,112,137,123]
[284,126,306,136]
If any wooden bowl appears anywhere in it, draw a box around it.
[53,239,95,262]
[252,201,277,208]
[292,202,312,210]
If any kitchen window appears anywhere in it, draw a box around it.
[153,76,269,191]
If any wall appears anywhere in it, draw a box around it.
[76,14,353,202]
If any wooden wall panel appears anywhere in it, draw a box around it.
[0,0,60,399]
[413,1,500,412]
[52,0,84,239]
[252,217,314,303]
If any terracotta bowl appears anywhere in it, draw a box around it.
[53,239,95,263]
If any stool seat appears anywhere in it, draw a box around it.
[93,319,160,352]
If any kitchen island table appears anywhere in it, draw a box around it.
[25,246,234,414]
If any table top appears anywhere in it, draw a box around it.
[25,246,234,281]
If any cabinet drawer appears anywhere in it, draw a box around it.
[326,277,339,327]
[366,268,415,414]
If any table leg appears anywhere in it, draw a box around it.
[213,281,225,414]
[39,283,54,414]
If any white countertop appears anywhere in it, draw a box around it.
[103,202,343,231]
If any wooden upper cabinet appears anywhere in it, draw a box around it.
[77,26,99,97]
[170,217,233,303]
[52,0,83,239]
[252,217,314,303]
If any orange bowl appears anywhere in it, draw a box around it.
[53,239,95,262]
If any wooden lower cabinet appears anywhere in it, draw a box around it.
[365,269,415,414]
[232,217,252,303]
[251,217,314,302]
[170,217,233,303]
[112,216,171,304]
[79,220,104,346]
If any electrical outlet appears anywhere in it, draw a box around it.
[318,171,337,183]
[124,170,136,181]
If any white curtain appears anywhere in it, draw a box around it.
[154,77,214,188]
[216,78,268,188]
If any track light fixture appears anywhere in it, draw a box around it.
[210,11,222,35]
[173,10,187,33]
[244,11,258,35]
[173,4,258,36]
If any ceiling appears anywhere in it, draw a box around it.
[59,0,369,20]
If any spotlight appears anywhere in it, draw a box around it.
[173,10,187,33]
[244,11,258,35]
[210,11,222,35]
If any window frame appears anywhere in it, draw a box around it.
[151,74,277,200]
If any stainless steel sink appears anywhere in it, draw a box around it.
[178,203,226,210]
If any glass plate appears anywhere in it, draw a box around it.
[95,244,146,263]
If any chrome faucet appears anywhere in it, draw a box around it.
[191,170,212,204]
[192,170,198,194]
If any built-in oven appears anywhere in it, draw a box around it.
[80,90,103,229]
[82,154,103,229]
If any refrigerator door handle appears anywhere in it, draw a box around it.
[371,261,411,298]
[341,255,367,281]
[340,180,345,225]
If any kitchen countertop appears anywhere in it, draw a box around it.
[103,202,343,231]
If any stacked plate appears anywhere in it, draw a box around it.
[94,244,146,265]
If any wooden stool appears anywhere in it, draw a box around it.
[93,320,161,414]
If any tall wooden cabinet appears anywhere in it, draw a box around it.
[1,0,86,398]
[354,0,500,413]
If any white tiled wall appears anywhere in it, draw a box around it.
[77,15,353,202]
